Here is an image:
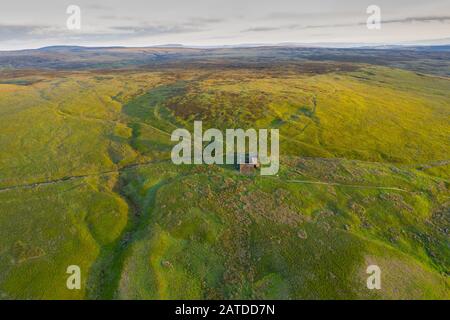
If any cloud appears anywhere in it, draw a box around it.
[241,15,450,33]
[190,17,224,24]
[384,16,450,24]
[110,24,202,36]
[98,15,136,21]
[0,24,54,41]
[0,20,207,43]
[177,17,225,29]
[241,26,281,32]
[86,4,112,11]
[264,12,317,20]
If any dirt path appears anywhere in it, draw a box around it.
[0,159,168,193]
[266,176,411,193]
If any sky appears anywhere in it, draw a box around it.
[1,0,450,50]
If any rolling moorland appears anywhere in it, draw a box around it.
[0,46,449,299]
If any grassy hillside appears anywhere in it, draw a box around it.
[112,159,448,299]
[0,57,448,299]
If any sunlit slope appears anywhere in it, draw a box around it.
[167,66,450,168]
[1,66,448,182]
[0,64,448,299]
[114,159,448,299]
[0,71,168,188]
[0,173,127,299]
[0,71,166,299]
[1,159,447,299]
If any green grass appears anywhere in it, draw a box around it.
[0,174,126,299]
[0,62,448,299]
[112,159,448,299]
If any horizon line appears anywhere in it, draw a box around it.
[2,41,450,52]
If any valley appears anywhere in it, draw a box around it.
[0,46,448,299]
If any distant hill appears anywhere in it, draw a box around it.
[1,45,449,76]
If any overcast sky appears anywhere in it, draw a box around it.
[1,0,450,50]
